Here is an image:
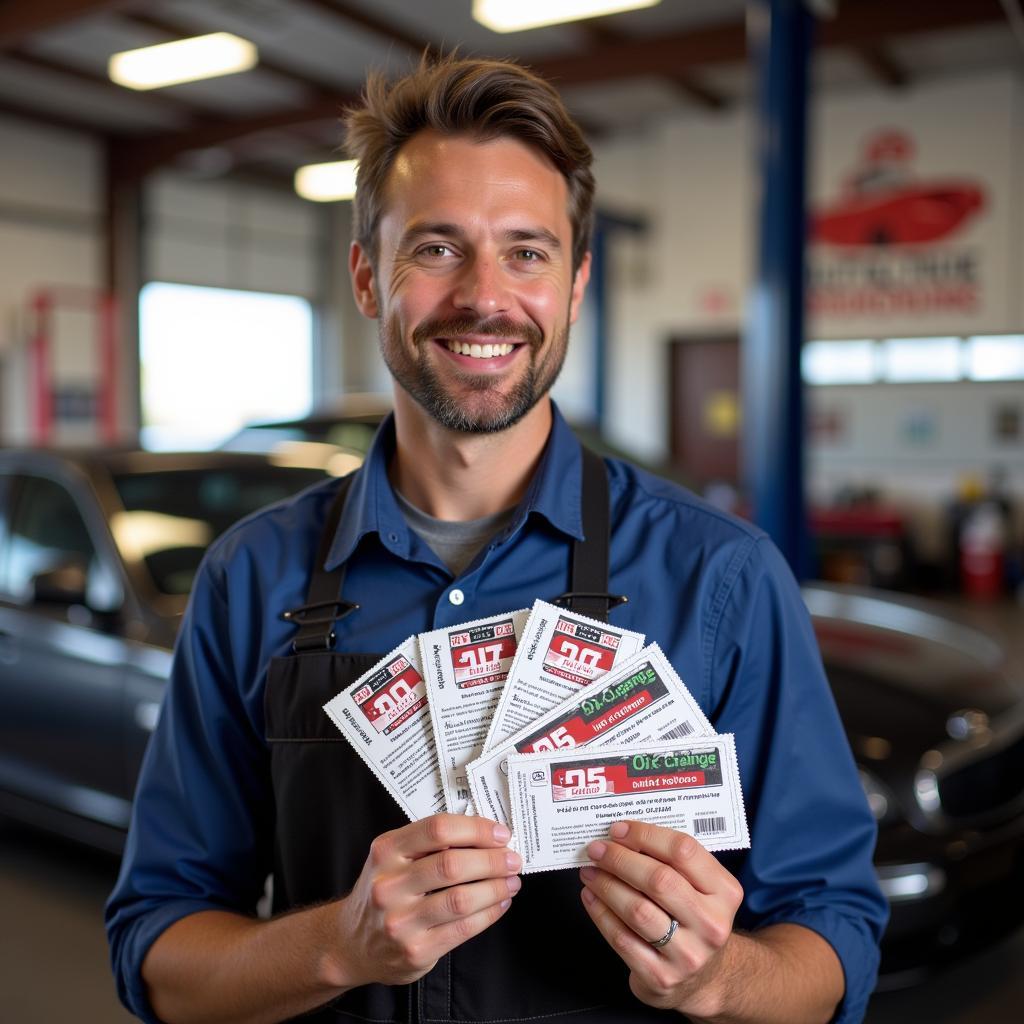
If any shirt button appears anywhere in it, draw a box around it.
[388,532,399,543]
[449,588,465,606]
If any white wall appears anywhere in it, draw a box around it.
[589,68,1024,529]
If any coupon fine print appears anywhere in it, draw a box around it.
[419,609,530,813]
[484,600,646,751]
[323,636,444,822]
[468,643,713,827]
[508,736,749,873]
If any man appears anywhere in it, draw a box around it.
[107,55,887,1024]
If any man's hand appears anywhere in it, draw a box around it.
[141,814,521,1024]
[329,813,522,989]
[579,819,743,1019]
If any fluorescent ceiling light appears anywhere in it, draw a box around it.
[295,159,359,202]
[109,32,257,90]
[474,0,660,33]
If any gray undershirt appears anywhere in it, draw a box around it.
[395,489,517,577]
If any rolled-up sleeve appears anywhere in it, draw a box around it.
[710,537,889,1023]
[105,550,275,1022]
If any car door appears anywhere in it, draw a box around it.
[0,469,132,830]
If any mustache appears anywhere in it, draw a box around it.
[413,315,542,349]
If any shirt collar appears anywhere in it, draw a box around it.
[325,402,584,570]
[515,402,584,542]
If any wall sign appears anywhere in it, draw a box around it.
[809,130,987,320]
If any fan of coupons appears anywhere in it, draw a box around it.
[323,600,749,873]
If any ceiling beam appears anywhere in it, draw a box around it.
[855,44,910,89]
[300,0,433,56]
[107,95,356,180]
[534,21,746,86]
[0,94,114,136]
[536,0,1004,87]
[107,0,1006,178]
[817,0,1005,47]
[574,18,728,111]
[665,72,730,111]
[0,0,132,49]
[4,47,198,117]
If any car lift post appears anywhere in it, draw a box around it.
[743,0,816,579]
[29,286,120,446]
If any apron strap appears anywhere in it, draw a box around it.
[551,446,628,624]
[283,474,359,652]
[284,444,626,651]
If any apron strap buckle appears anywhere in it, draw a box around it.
[282,599,360,627]
[283,599,360,654]
[292,630,337,653]
[550,591,629,618]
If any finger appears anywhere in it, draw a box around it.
[374,814,512,864]
[401,846,521,898]
[422,891,515,958]
[586,837,691,918]
[602,821,734,897]
[579,866,672,945]
[418,874,522,927]
[580,885,662,977]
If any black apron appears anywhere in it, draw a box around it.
[265,450,677,1023]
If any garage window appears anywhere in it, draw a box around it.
[139,283,313,450]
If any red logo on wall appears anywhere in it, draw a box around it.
[811,131,986,247]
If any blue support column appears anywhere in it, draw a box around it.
[591,216,608,428]
[743,0,815,578]
[590,211,647,432]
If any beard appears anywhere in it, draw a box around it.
[380,312,569,434]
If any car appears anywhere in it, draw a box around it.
[804,584,1024,986]
[0,448,328,851]
[218,393,392,474]
[1,441,1022,984]
[218,395,691,489]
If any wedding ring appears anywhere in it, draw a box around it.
[649,917,678,949]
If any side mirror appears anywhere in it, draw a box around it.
[30,562,89,606]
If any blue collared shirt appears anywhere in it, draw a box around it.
[107,405,887,1022]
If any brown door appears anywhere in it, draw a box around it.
[668,336,740,486]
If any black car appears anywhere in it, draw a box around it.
[1,445,1022,983]
[804,585,1024,986]
[0,449,327,851]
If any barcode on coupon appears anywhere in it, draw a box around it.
[693,816,726,835]
[661,722,694,740]
[457,788,470,803]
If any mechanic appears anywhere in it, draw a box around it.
[107,54,887,1024]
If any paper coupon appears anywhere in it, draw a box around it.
[419,609,530,813]
[483,600,645,751]
[508,736,749,873]
[468,644,712,827]
[323,636,444,821]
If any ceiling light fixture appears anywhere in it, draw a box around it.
[294,159,359,202]
[473,0,660,33]
[109,32,258,90]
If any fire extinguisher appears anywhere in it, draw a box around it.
[960,501,1006,600]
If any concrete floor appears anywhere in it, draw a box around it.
[1,594,1023,1023]
[0,823,133,1022]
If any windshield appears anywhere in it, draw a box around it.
[110,466,326,595]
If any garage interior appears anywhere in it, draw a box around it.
[1,1,1023,1021]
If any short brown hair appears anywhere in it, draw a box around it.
[344,53,594,272]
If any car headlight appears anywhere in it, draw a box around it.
[859,767,898,824]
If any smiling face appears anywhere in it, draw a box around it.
[350,131,590,434]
